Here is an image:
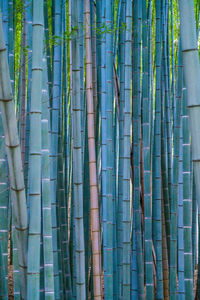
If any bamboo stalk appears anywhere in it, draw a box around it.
[85,1,102,299]
[0,13,28,300]
[71,0,86,298]
[122,0,131,298]
[179,0,200,298]
[27,0,44,298]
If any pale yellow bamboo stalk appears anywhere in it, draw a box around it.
[85,1,102,299]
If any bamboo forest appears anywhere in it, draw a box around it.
[1,0,200,299]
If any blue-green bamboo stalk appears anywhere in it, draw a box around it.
[0,84,8,297]
[170,40,183,300]
[161,170,170,299]
[44,0,52,100]
[50,1,62,297]
[62,2,72,296]
[40,233,44,299]
[71,0,86,298]
[113,106,117,299]
[41,56,55,300]
[24,0,32,194]
[132,1,144,298]
[83,116,90,299]
[142,0,154,298]
[12,222,20,300]
[192,178,197,276]
[55,4,65,297]
[0,107,8,298]
[178,0,200,297]
[174,41,184,300]
[182,85,193,299]
[131,218,138,300]
[152,1,164,298]
[0,238,7,299]
[147,1,153,157]
[27,0,43,298]
[100,0,109,298]
[20,3,27,167]
[161,97,170,259]
[117,0,125,295]
[57,99,65,300]
[161,61,169,298]
[78,0,84,162]
[69,174,76,299]
[0,10,9,290]
[95,0,101,162]
[162,6,174,283]
[121,1,131,298]
[51,0,62,217]
[104,1,114,298]
[177,113,185,300]
[196,203,200,299]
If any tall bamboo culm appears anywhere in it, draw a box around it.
[0,13,28,300]
[85,1,102,299]
[27,0,43,299]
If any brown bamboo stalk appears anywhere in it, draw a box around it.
[85,1,102,299]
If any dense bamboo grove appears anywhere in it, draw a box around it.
[1,0,200,299]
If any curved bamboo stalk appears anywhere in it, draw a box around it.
[0,13,28,300]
